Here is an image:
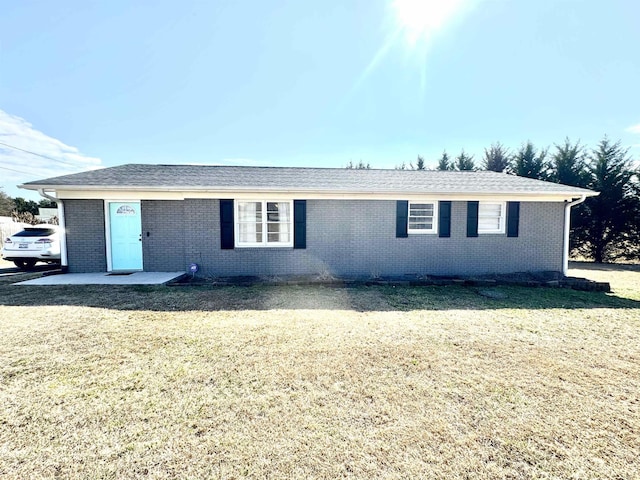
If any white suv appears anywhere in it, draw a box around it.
[2,225,61,270]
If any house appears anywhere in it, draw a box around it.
[20,164,597,278]
[36,207,58,223]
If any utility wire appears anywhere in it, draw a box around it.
[0,165,37,176]
[0,141,78,167]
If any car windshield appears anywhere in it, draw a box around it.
[13,228,56,237]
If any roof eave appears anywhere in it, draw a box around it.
[20,183,598,197]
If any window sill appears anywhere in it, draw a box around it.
[234,244,294,249]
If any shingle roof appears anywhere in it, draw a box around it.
[21,164,595,196]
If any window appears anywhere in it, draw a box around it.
[408,201,438,234]
[235,200,292,247]
[478,202,506,234]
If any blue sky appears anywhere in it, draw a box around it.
[1,0,639,200]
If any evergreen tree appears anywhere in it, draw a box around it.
[482,142,511,173]
[38,199,57,208]
[455,150,475,171]
[513,141,549,179]
[436,151,452,171]
[548,138,590,254]
[550,138,589,187]
[416,155,425,170]
[624,173,640,261]
[13,197,39,215]
[574,137,639,262]
[346,161,370,169]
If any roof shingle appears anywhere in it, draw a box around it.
[21,164,595,196]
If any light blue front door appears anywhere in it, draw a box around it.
[109,202,143,271]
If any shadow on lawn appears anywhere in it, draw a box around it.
[2,282,639,312]
[569,261,640,272]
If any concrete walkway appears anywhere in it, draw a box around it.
[14,271,185,286]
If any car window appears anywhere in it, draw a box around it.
[13,228,56,237]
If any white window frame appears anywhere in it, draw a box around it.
[234,200,294,248]
[478,201,506,234]
[408,201,438,235]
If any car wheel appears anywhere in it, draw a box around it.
[14,259,37,270]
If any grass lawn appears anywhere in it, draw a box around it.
[0,264,639,479]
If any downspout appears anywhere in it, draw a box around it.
[38,189,68,272]
[563,194,587,276]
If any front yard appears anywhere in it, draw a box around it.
[0,264,638,479]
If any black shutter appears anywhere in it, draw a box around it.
[438,201,451,238]
[507,201,520,237]
[396,200,408,238]
[220,199,234,249]
[467,201,479,237]
[294,200,306,249]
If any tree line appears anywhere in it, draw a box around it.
[0,193,57,225]
[347,136,640,263]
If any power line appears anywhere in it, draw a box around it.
[0,165,37,176]
[0,141,78,167]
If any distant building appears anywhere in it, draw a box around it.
[36,208,58,222]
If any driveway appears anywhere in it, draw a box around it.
[0,258,60,278]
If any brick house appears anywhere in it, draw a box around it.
[20,164,596,277]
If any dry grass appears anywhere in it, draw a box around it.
[0,265,639,479]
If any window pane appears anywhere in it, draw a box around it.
[478,202,503,232]
[410,222,432,230]
[267,202,290,222]
[479,203,501,216]
[237,201,292,246]
[267,222,290,242]
[409,202,435,232]
[409,218,433,226]
[238,223,262,243]
[410,204,434,215]
[268,231,290,243]
[479,218,500,230]
[238,202,262,222]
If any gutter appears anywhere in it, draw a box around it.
[19,183,596,198]
[37,189,68,272]
[563,194,589,276]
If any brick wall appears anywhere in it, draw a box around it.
[179,199,564,277]
[141,200,186,271]
[64,199,107,273]
[63,198,566,276]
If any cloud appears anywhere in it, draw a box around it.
[0,109,102,195]
[625,124,640,135]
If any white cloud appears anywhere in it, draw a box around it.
[0,109,102,196]
[625,124,640,135]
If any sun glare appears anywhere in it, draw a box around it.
[393,0,468,47]
[353,0,473,93]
